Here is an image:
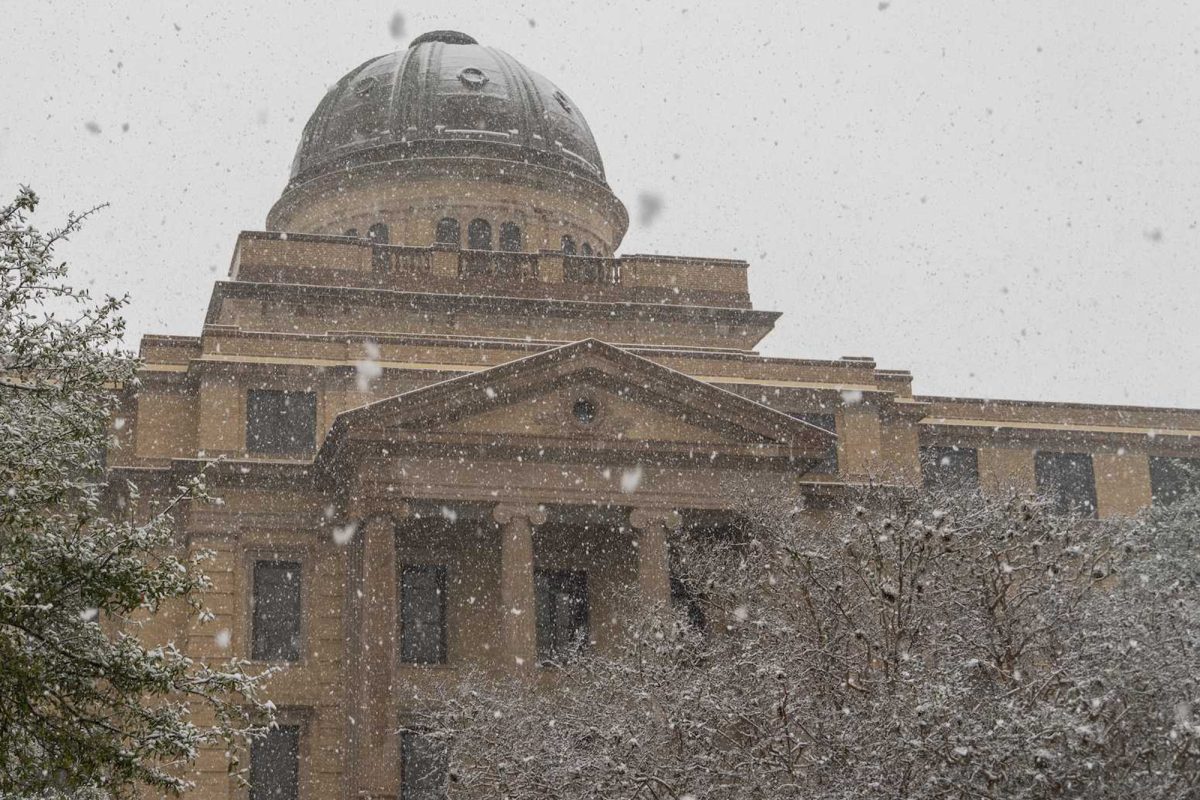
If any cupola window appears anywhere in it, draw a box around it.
[467,218,492,250]
[367,223,389,244]
[499,222,522,252]
[435,217,461,246]
[560,235,576,255]
[581,242,593,256]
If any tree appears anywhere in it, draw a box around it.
[0,188,271,798]
[412,482,1199,799]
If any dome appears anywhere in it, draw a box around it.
[288,30,609,187]
[268,31,628,252]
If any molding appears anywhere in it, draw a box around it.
[492,503,548,526]
[628,508,683,531]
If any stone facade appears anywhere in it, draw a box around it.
[110,30,1200,800]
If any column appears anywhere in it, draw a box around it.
[1093,452,1152,518]
[348,508,406,800]
[493,504,546,672]
[978,447,1036,495]
[628,508,681,612]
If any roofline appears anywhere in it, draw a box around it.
[203,280,782,327]
[915,393,1200,417]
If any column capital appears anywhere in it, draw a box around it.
[628,507,682,532]
[493,503,547,527]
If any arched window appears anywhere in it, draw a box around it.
[560,235,576,255]
[581,242,593,256]
[499,222,522,252]
[367,223,389,244]
[435,217,461,246]
[467,218,492,250]
[343,228,359,238]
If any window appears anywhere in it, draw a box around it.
[367,222,389,244]
[921,445,979,490]
[343,227,359,238]
[670,576,706,632]
[250,725,300,800]
[560,234,576,255]
[252,561,302,661]
[401,566,447,664]
[246,390,317,456]
[580,242,593,256]
[792,412,838,473]
[572,397,597,425]
[434,217,460,246]
[1035,451,1097,516]
[400,731,448,800]
[1150,456,1200,506]
[535,570,588,663]
[499,222,522,252]
[467,218,491,250]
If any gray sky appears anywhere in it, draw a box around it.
[3,0,1199,407]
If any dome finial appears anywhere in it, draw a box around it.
[409,30,478,47]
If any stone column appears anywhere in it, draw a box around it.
[493,504,546,672]
[348,507,407,800]
[1093,452,1152,518]
[628,508,682,611]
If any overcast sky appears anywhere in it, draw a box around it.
[3,1,1199,407]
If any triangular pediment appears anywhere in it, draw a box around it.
[319,339,833,463]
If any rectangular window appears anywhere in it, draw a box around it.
[401,565,447,665]
[1035,451,1098,516]
[252,561,302,662]
[400,731,448,800]
[792,412,838,473]
[921,445,980,490]
[247,390,317,455]
[249,724,300,800]
[535,570,589,664]
[1149,456,1200,506]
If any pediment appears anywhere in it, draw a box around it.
[417,372,776,447]
[319,339,833,463]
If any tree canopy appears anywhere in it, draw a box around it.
[0,188,269,798]
[414,482,1200,799]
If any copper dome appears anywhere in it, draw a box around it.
[286,30,609,188]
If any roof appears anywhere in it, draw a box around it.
[287,30,608,187]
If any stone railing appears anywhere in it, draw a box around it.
[370,244,432,274]
[230,232,752,306]
[563,255,621,286]
[459,250,540,281]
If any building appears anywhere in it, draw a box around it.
[108,30,1200,800]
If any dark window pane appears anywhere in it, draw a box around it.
[250,725,299,800]
[367,222,389,244]
[246,390,317,455]
[498,222,522,252]
[670,576,706,632]
[1150,456,1200,506]
[580,242,593,256]
[344,228,359,238]
[791,412,838,473]
[922,445,980,490]
[560,234,576,255]
[535,570,588,663]
[434,218,460,246]
[467,218,491,250]
[401,731,448,800]
[401,566,447,664]
[1035,452,1097,516]
[252,561,302,661]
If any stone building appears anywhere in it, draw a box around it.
[108,30,1200,800]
